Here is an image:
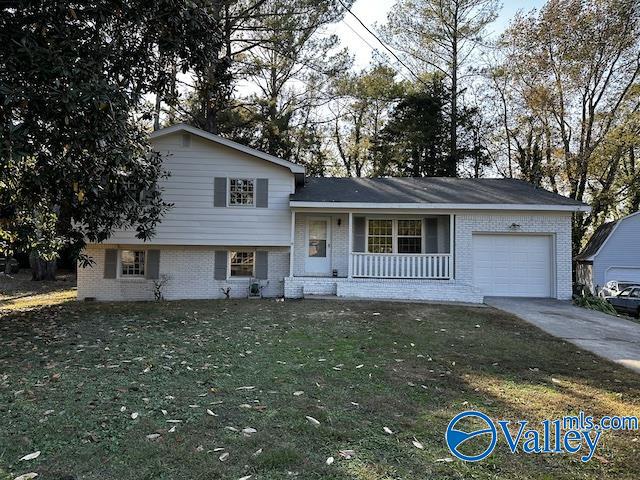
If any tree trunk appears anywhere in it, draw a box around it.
[449,17,458,177]
[29,252,57,281]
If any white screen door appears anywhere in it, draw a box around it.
[305,218,331,275]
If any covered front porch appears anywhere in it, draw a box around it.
[288,210,454,281]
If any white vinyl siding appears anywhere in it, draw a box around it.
[592,213,640,290]
[108,133,295,246]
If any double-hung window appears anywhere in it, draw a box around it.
[120,250,145,277]
[397,220,422,253]
[367,220,393,253]
[229,179,254,206]
[367,219,422,254]
[229,251,255,277]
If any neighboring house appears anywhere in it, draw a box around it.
[77,124,590,303]
[576,211,640,294]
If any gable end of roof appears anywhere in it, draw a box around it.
[150,123,306,177]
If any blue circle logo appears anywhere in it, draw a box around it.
[445,411,497,462]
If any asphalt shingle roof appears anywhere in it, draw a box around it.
[576,221,618,260]
[290,177,586,206]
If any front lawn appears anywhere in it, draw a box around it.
[1,293,639,479]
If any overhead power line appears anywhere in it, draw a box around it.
[336,0,428,86]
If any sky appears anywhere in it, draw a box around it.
[329,0,547,69]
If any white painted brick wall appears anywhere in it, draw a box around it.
[79,212,573,302]
[78,245,289,301]
[284,276,483,303]
[293,213,348,277]
[455,212,573,300]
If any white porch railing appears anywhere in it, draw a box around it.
[351,253,451,279]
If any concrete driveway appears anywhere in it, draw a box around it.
[485,297,640,373]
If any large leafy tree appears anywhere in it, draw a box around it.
[332,65,404,177]
[491,0,640,251]
[242,0,352,161]
[372,78,450,177]
[0,1,220,278]
[382,0,498,175]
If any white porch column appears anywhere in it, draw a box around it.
[347,211,353,278]
[289,210,296,278]
[449,213,455,280]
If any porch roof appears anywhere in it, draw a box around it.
[290,177,590,212]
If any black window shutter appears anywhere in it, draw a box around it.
[214,251,228,280]
[214,177,227,207]
[256,178,268,207]
[255,251,268,279]
[146,250,160,279]
[353,217,366,252]
[104,249,118,278]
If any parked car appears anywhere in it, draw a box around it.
[599,280,640,298]
[0,257,19,274]
[605,286,640,317]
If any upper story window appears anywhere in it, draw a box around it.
[229,179,254,206]
[121,250,145,277]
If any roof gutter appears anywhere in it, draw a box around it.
[289,201,591,212]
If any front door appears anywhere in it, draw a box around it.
[305,217,331,275]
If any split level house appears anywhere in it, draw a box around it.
[77,124,590,303]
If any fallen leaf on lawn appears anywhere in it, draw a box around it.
[238,476,252,480]
[242,427,257,435]
[120,406,126,413]
[253,448,263,456]
[435,457,453,463]
[168,426,176,433]
[206,409,218,417]
[236,386,255,391]
[219,452,229,462]
[326,456,334,465]
[239,404,252,409]
[293,391,304,396]
[412,439,424,449]
[355,364,363,369]
[305,416,320,427]
[166,419,182,423]
[196,445,204,452]
[372,312,381,316]
[383,427,394,435]
[339,449,355,459]
[161,409,168,415]
[19,451,41,461]
[225,426,239,432]
[43,410,54,416]
[213,447,225,452]
[14,474,38,480]
[131,412,139,420]
[146,434,161,441]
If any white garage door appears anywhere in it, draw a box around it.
[605,267,640,284]
[473,234,553,297]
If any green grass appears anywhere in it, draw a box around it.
[1,293,639,479]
